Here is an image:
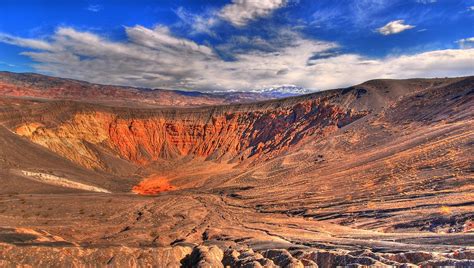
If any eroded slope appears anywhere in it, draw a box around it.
[1,81,376,173]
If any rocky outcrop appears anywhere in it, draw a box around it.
[181,245,225,268]
[2,243,471,268]
[223,248,278,268]
[0,243,193,267]
[262,249,308,267]
[296,249,404,267]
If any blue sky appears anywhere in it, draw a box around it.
[0,0,473,91]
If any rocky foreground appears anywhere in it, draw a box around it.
[1,243,473,267]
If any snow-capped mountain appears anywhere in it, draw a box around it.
[209,85,316,101]
[250,85,315,98]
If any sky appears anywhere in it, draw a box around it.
[0,0,473,92]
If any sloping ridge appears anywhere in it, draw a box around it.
[0,71,271,107]
[0,76,470,173]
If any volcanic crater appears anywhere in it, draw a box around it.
[0,73,473,267]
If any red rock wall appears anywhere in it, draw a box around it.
[13,98,367,169]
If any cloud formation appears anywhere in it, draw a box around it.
[175,7,218,36]
[0,33,53,51]
[0,61,15,67]
[87,4,102,12]
[416,0,437,4]
[377,20,415,35]
[1,26,473,91]
[218,0,287,26]
[457,37,474,48]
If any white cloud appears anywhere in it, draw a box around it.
[469,6,474,11]
[1,26,473,91]
[175,0,288,33]
[305,49,474,89]
[457,37,474,49]
[0,33,54,51]
[416,0,437,4]
[218,0,287,26]
[87,4,102,12]
[175,7,218,36]
[0,61,15,67]
[377,20,415,35]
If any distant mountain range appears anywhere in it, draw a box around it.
[248,85,315,98]
[211,85,315,98]
[0,72,314,107]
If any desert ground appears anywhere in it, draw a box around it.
[0,73,472,267]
